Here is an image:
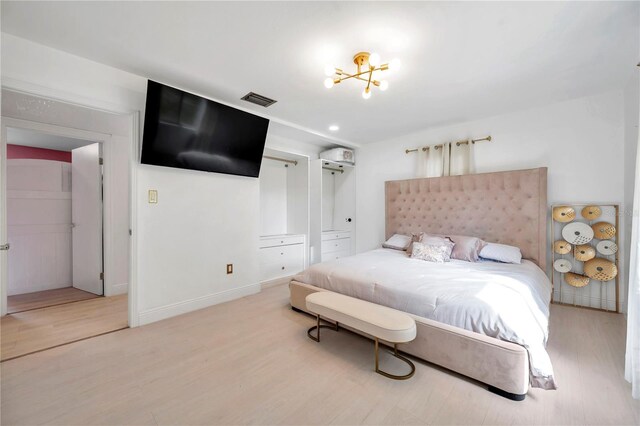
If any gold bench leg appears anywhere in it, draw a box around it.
[374,338,415,380]
[307,314,339,342]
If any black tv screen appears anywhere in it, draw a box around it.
[141,80,269,177]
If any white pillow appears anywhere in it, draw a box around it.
[480,243,522,264]
[382,234,412,251]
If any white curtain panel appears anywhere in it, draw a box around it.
[416,141,473,178]
[416,145,446,177]
[626,134,640,399]
[449,140,474,176]
[416,148,429,178]
[427,144,449,177]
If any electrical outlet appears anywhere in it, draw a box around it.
[226,264,233,274]
[148,190,158,204]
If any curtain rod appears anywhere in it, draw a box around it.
[323,166,344,174]
[263,155,298,166]
[405,135,491,154]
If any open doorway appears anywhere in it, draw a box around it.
[6,128,104,313]
[1,118,129,362]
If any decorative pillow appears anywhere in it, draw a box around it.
[411,241,454,263]
[382,234,412,251]
[480,243,522,264]
[445,235,487,262]
[404,232,424,254]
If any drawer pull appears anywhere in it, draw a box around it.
[281,241,284,243]
[281,266,285,270]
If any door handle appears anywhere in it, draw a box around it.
[0,243,10,251]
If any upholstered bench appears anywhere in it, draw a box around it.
[305,292,417,380]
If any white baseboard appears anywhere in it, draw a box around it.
[106,282,128,296]
[260,276,292,290]
[8,284,71,297]
[137,283,260,326]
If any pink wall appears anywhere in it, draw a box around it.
[7,144,71,162]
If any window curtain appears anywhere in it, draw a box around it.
[416,141,473,177]
[626,131,640,400]
[416,145,447,178]
[449,140,474,176]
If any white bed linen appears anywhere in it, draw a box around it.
[293,248,557,390]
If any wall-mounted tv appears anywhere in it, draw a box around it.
[141,80,270,178]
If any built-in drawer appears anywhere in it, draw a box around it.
[321,231,351,241]
[321,249,350,263]
[259,234,305,249]
[321,237,350,254]
[259,243,305,282]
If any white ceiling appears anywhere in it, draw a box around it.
[2,1,638,146]
[7,127,93,151]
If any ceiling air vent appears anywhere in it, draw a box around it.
[241,92,277,107]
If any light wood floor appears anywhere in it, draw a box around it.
[7,287,99,314]
[1,294,127,361]
[1,285,639,425]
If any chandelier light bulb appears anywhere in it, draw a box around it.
[362,88,372,99]
[324,78,335,89]
[324,64,335,77]
[379,80,389,91]
[368,52,381,67]
[389,58,401,71]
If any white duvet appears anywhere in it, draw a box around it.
[293,248,557,390]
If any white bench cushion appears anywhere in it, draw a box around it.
[306,292,417,343]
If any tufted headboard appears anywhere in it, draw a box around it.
[385,168,547,270]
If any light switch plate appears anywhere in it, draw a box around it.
[148,190,158,204]
[226,264,233,274]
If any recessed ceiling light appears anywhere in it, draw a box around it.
[329,125,339,131]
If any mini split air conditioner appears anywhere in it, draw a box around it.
[320,147,355,165]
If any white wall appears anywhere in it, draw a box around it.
[321,169,335,231]
[2,33,326,323]
[623,71,640,314]
[136,165,260,324]
[356,90,627,306]
[7,159,72,295]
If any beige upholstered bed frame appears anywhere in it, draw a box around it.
[290,167,548,400]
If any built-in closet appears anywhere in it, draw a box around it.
[309,159,356,265]
[258,149,309,284]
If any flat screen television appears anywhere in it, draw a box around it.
[141,80,270,178]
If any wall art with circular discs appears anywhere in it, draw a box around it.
[551,203,619,312]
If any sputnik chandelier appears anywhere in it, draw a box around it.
[323,52,401,99]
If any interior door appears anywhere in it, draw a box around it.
[1,124,8,315]
[72,143,103,295]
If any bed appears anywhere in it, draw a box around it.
[290,167,551,400]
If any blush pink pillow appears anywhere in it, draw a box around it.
[445,235,487,262]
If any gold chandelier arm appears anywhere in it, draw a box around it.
[338,69,373,81]
[365,66,374,91]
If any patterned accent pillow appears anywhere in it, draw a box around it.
[411,241,454,263]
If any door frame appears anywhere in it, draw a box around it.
[1,118,117,315]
